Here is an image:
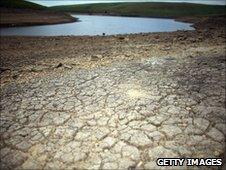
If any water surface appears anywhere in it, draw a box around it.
[0,15,194,36]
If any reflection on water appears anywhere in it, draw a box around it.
[0,15,194,36]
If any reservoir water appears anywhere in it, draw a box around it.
[0,14,194,36]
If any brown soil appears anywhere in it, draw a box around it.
[0,15,225,170]
[0,8,77,27]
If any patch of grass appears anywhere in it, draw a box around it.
[0,0,46,10]
[50,2,226,17]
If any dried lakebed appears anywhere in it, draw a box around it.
[0,16,226,169]
[1,53,225,169]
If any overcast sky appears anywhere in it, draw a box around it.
[28,0,226,6]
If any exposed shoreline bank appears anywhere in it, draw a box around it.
[0,15,225,84]
[1,9,225,33]
[0,8,78,28]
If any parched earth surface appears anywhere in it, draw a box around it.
[0,16,226,169]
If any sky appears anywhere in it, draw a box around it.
[28,0,226,6]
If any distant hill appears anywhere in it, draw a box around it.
[0,0,46,10]
[0,0,76,27]
[50,2,226,17]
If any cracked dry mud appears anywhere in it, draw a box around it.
[0,17,226,169]
[1,54,225,169]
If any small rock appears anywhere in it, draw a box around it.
[190,38,197,43]
[188,55,194,58]
[136,161,143,168]
[198,36,203,40]
[178,36,187,41]
[162,46,171,51]
[186,107,192,111]
[56,63,63,68]
[12,74,19,79]
[164,56,175,61]
[64,64,72,69]
[118,36,125,40]
[128,165,136,170]
[155,35,160,39]
[91,55,103,61]
[0,67,10,73]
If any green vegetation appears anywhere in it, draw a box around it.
[50,2,226,17]
[0,0,46,10]
[1,1,225,17]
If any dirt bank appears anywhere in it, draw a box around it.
[0,8,77,27]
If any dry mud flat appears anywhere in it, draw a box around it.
[0,16,226,169]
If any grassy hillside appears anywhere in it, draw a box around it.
[50,2,226,17]
[0,0,46,10]
[0,0,76,27]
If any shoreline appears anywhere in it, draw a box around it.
[69,13,225,30]
[0,11,193,29]
[0,15,225,75]
[0,8,78,28]
[70,12,226,19]
[0,17,78,28]
[0,14,196,37]
[1,7,225,29]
